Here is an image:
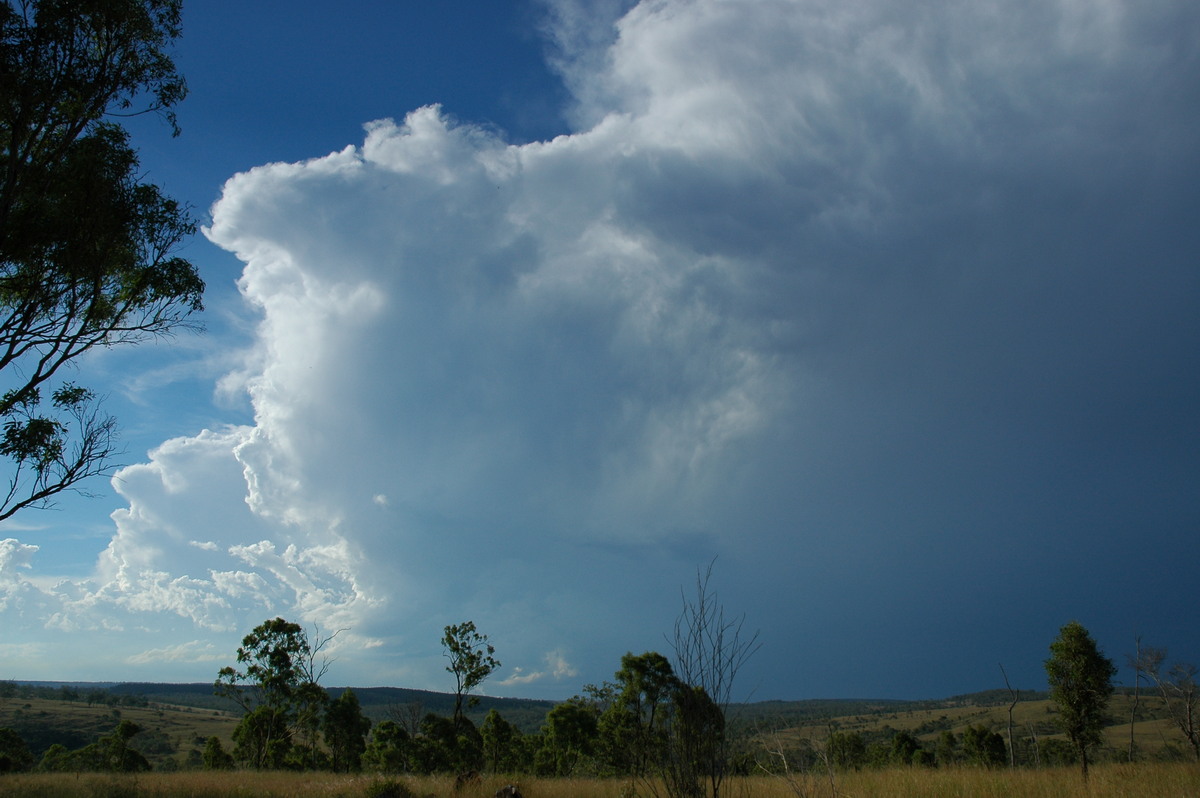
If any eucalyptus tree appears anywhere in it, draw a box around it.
[0,0,204,519]
[599,651,678,778]
[441,621,500,730]
[214,618,333,769]
[1044,621,1116,779]
[324,688,371,772]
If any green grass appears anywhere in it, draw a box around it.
[0,695,239,767]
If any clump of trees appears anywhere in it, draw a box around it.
[213,617,365,770]
[190,565,757,798]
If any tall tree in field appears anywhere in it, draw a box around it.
[0,0,203,520]
[1044,621,1116,779]
[441,621,500,730]
[214,618,330,769]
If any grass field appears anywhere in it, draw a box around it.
[1,764,1199,798]
[751,692,1185,760]
[0,695,238,765]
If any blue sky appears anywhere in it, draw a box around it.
[1,0,1198,703]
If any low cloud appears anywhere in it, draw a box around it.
[127,640,224,665]
[499,650,580,687]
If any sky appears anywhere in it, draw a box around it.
[1,0,1198,703]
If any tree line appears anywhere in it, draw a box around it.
[1,612,1197,792]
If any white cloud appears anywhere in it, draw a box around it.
[3,0,1196,697]
[127,639,224,665]
[498,649,580,687]
[0,539,37,584]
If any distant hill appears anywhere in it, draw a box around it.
[105,682,557,733]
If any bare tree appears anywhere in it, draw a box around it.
[756,727,837,798]
[1135,646,1200,761]
[1127,636,1143,762]
[999,663,1018,768]
[669,559,760,798]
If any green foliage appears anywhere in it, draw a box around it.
[889,730,921,766]
[362,720,410,774]
[597,652,677,777]
[962,725,1007,767]
[215,618,331,769]
[201,735,233,770]
[441,621,500,729]
[481,709,523,773]
[826,730,867,770]
[0,726,35,772]
[363,779,418,798]
[231,705,291,769]
[323,687,371,772]
[935,730,958,766]
[1045,621,1117,777]
[539,700,598,776]
[0,0,203,519]
[34,720,149,773]
[1038,737,1079,767]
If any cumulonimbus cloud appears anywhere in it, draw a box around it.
[1,0,1196,695]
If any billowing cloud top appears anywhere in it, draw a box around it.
[2,0,1197,698]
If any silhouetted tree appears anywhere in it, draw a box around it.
[670,561,759,798]
[0,0,203,519]
[442,621,500,731]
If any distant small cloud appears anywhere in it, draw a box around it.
[126,639,223,665]
[498,649,579,686]
[372,494,389,507]
[189,540,220,552]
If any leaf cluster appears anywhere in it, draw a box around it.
[0,0,202,519]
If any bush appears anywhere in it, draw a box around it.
[364,778,417,798]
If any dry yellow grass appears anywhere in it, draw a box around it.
[1,764,1198,798]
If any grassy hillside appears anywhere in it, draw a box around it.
[3,681,1192,770]
[0,681,555,766]
[0,693,239,767]
[751,690,1188,763]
